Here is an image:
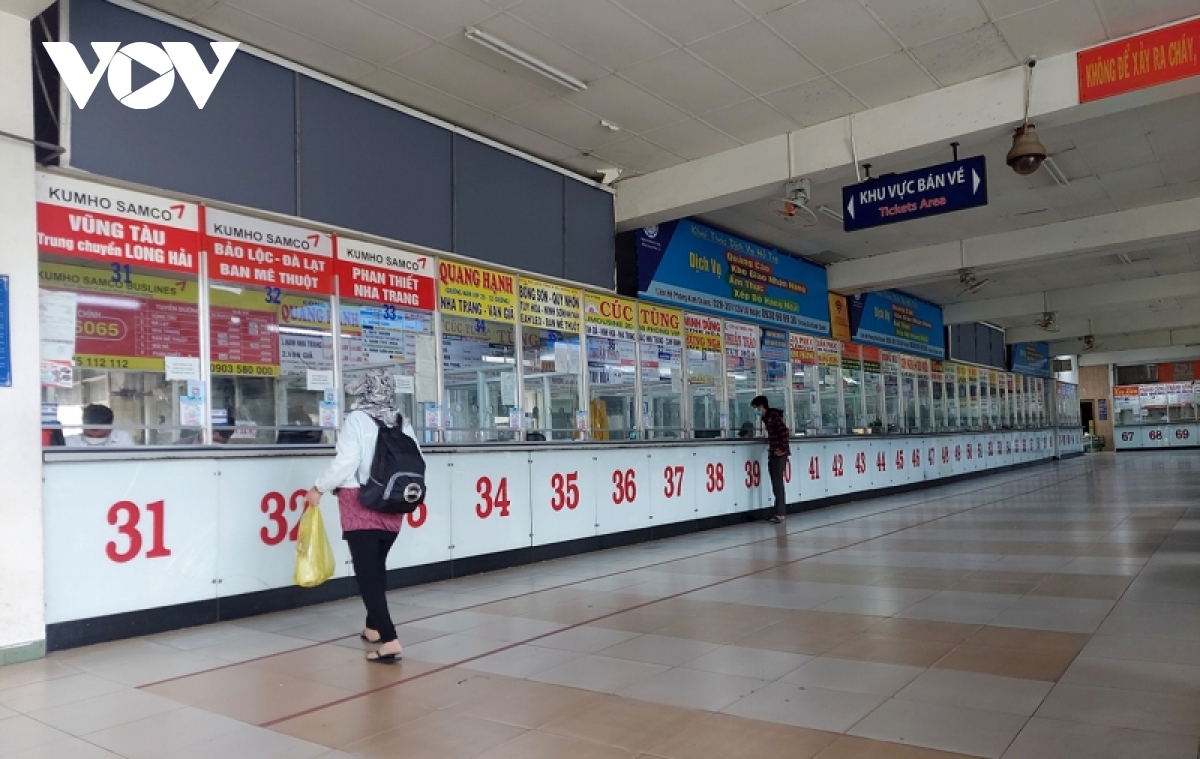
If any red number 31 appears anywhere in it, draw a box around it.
[107,500,171,563]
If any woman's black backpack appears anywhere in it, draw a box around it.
[358,416,426,514]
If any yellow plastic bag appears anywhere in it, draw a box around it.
[294,505,335,588]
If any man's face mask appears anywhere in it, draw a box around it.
[81,431,111,445]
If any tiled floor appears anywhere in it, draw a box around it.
[4,452,1200,758]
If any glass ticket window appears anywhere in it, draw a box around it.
[587,335,637,440]
[863,354,884,433]
[440,317,518,442]
[816,344,843,434]
[522,328,581,441]
[917,369,933,433]
[725,322,760,437]
[901,370,918,433]
[1114,387,1140,425]
[208,284,329,445]
[641,337,684,439]
[842,354,864,432]
[883,358,901,433]
[688,347,723,437]
[978,373,991,429]
[966,372,981,430]
[944,370,959,430]
[39,259,202,447]
[932,372,945,430]
[790,335,817,434]
[760,329,790,430]
[339,303,434,440]
[998,374,1010,428]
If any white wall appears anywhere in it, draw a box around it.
[0,5,47,657]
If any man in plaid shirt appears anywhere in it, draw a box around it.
[751,395,791,524]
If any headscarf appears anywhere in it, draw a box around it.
[346,369,401,427]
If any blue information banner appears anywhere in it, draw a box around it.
[636,220,830,334]
[849,290,945,359]
[0,276,10,387]
[842,156,988,232]
[1010,341,1052,378]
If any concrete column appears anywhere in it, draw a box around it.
[0,1,51,665]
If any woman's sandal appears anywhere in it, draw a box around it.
[366,646,402,664]
[360,629,381,643]
[767,515,785,524]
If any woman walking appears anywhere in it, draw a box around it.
[306,369,421,663]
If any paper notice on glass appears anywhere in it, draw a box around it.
[40,360,74,388]
[306,369,335,391]
[318,401,338,428]
[232,421,258,440]
[501,371,517,406]
[576,409,588,431]
[424,405,442,430]
[508,407,523,430]
[670,373,683,392]
[39,289,77,361]
[415,334,438,403]
[396,374,416,395]
[165,356,201,382]
[180,396,204,427]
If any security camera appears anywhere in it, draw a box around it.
[1007,58,1047,176]
[597,168,622,186]
[1007,124,1047,175]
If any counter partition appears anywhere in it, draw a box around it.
[43,428,1082,650]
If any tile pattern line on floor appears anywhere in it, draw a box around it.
[259,463,1092,728]
[135,460,1076,691]
[833,488,1184,757]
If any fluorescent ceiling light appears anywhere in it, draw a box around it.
[465,27,587,92]
[1041,156,1070,186]
[817,205,843,222]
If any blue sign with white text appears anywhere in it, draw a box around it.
[636,220,830,335]
[1010,341,1052,378]
[842,156,988,232]
[0,276,10,387]
[849,290,945,359]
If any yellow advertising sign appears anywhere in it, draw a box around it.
[438,260,516,323]
[584,292,637,341]
[39,261,196,304]
[684,312,722,352]
[518,277,582,333]
[638,303,684,342]
[828,293,851,342]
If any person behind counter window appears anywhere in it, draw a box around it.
[305,369,421,664]
[65,404,135,447]
[751,395,790,524]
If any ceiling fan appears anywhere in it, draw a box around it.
[768,179,818,228]
[1080,334,1101,352]
[958,268,990,296]
[1034,311,1060,332]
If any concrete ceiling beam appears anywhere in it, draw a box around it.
[945,274,1200,325]
[828,195,1200,293]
